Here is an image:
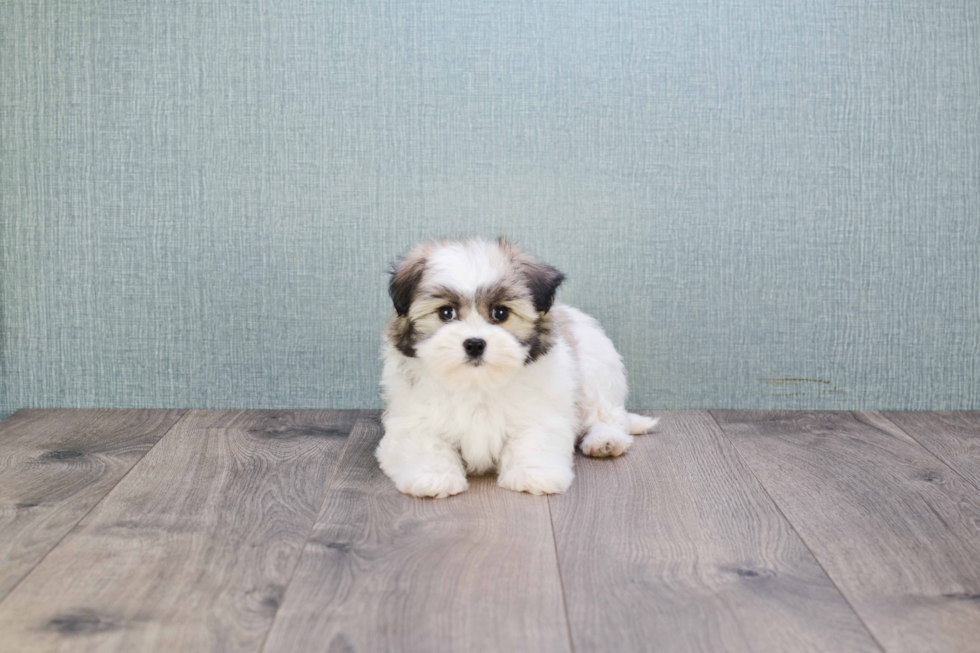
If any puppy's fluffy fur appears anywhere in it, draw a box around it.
[377,238,657,498]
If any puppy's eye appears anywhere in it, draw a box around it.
[491,305,509,322]
[438,306,457,322]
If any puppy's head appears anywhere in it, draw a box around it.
[386,238,564,389]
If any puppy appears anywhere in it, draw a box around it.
[376,238,658,498]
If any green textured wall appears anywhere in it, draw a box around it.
[2,0,978,418]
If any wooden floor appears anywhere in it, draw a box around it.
[0,410,978,653]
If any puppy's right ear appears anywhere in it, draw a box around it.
[388,253,427,317]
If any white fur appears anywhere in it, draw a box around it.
[377,240,657,498]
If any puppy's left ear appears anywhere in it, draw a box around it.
[525,262,565,313]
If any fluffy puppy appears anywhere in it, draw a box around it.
[376,238,657,498]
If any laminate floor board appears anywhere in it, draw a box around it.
[549,410,880,653]
[0,410,356,653]
[711,410,980,653]
[0,409,186,601]
[261,411,572,653]
[882,411,980,491]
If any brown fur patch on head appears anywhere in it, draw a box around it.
[474,281,537,342]
[386,314,418,358]
[406,285,469,347]
[386,242,438,357]
[496,237,566,313]
[524,313,556,362]
[491,238,565,362]
[474,282,560,364]
[388,245,431,317]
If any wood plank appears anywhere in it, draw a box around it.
[0,409,186,601]
[0,409,357,653]
[882,411,980,491]
[550,411,879,653]
[262,411,571,653]
[712,411,980,653]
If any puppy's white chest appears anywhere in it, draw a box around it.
[445,399,508,474]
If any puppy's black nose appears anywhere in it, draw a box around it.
[463,338,486,357]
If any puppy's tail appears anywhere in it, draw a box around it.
[628,413,659,435]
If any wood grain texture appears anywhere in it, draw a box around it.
[882,411,980,491]
[549,411,879,653]
[0,409,357,653]
[0,409,185,601]
[262,411,571,653]
[712,411,980,653]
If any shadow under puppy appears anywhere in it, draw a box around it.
[377,237,658,498]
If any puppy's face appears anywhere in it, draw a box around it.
[386,239,564,390]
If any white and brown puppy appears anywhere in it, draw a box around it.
[377,238,657,498]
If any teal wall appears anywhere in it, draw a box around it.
[2,0,978,418]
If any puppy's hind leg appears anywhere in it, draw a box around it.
[575,351,640,457]
[580,416,633,458]
[580,410,659,457]
[559,304,659,457]
[579,406,660,457]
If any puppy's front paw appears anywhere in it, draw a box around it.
[397,470,469,499]
[580,423,633,457]
[498,463,573,495]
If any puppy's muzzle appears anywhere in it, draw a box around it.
[463,338,486,359]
